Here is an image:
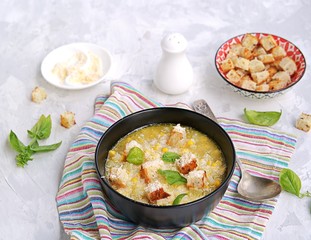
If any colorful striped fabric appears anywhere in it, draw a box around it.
[56,82,297,240]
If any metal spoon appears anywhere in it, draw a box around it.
[192,99,282,201]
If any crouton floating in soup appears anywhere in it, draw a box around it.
[104,123,227,206]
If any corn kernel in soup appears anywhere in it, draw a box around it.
[104,123,226,206]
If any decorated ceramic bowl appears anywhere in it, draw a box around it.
[215,33,306,99]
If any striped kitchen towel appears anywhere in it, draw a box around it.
[56,82,297,240]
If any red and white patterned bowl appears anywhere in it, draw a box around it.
[215,33,306,99]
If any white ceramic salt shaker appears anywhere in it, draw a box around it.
[154,33,193,95]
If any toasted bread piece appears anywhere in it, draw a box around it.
[31,86,47,103]
[241,74,252,81]
[249,58,265,73]
[140,159,163,183]
[253,46,267,57]
[226,69,241,84]
[109,166,129,188]
[251,70,270,85]
[296,113,311,132]
[175,152,197,174]
[241,79,257,91]
[60,111,76,128]
[145,181,170,203]
[220,58,235,73]
[236,69,247,78]
[229,43,243,55]
[167,124,186,146]
[226,52,238,64]
[239,47,253,59]
[242,33,259,51]
[186,170,207,189]
[279,56,297,75]
[267,66,278,77]
[256,83,270,92]
[235,57,250,71]
[269,79,287,90]
[272,71,291,85]
[271,46,287,59]
[259,35,277,51]
[257,54,275,64]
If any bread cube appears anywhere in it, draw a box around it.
[31,86,47,103]
[60,111,76,128]
[187,170,206,189]
[241,79,257,91]
[259,35,277,51]
[145,181,170,203]
[140,160,163,183]
[226,69,241,84]
[267,66,278,77]
[269,79,287,91]
[271,46,287,59]
[220,58,235,73]
[226,52,238,64]
[235,57,250,71]
[279,57,297,75]
[257,54,275,64]
[272,71,291,85]
[229,43,243,55]
[109,166,129,188]
[241,33,258,51]
[251,70,269,85]
[175,152,197,174]
[239,47,253,59]
[167,124,186,146]
[256,83,270,92]
[241,74,252,81]
[253,46,267,57]
[249,58,265,73]
[296,113,311,132]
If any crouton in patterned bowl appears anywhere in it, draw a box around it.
[215,33,306,99]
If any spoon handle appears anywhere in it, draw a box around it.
[192,99,244,173]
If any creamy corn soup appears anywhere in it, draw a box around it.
[104,123,226,206]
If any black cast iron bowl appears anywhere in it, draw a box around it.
[95,107,236,228]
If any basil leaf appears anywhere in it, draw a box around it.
[279,168,301,197]
[162,152,181,163]
[158,169,187,185]
[127,147,144,165]
[30,141,62,152]
[244,108,282,126]
[173,193,187,205]
[8,130,26,153]
[16,149,34,167]
[28,115,52,140]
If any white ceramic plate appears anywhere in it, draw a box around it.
[41,42,112,90]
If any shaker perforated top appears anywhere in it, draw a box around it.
[161,33,188,53]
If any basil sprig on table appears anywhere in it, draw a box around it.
[8,115,62,167]
[279,168,311,198]
[161,152,181,163]
[244,108,282,126]
[158,169,187,185]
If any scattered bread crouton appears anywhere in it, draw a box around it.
[145,181,170,203]
[253,46,266,57]
[259,35,277,51]
[108,166,129,188]
[229,43,243,55]
[60,111,76,128]
[296,113,311,132]
[186,170,206,189]
[239,47,253,59]
[175,152,197,174]
[256,83,270,92]
[31,86,47,103]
